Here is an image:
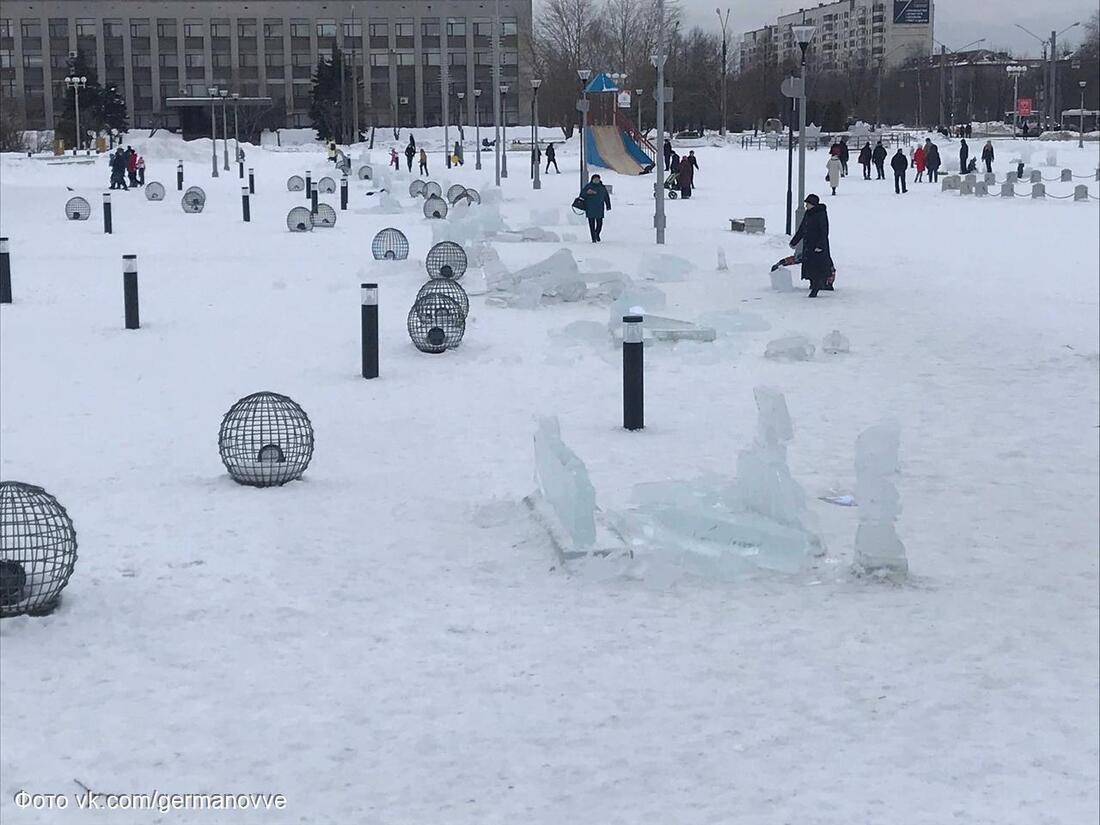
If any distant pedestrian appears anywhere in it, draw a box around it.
[545,142,559,173]
[578,173,611,242]
[109,148,128,190]
[1022,121,1030,139]
[136,155,145,186]
[669,151,681,174]
[965,123,972,138]
[925,139,941,182]
[890,148,908,193]
[826,155,842,195]
[959,138,969,174]
[678,153,695,198]
[405,138,416,172]
[790,193,832,298]
[858,142,872,179]
[453,140,463,165]
[912,144,926,181]
[663,138,672,169]
[390,147,400,170]
[838,137,850,176]
[418,147,428,175]
[981,140,994,173]
[871,140,887,180]
[125,145,138,187]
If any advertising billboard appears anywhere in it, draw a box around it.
[893,0,931,25]
[1016,98,1032,116]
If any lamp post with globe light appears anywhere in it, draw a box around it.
[63,75,87,154]
[650,0,667,245]
[791,23,815,233]
[531,79,542,189]
[220,89,230,170]
[1006,65,1028,136]
[1079,81,1087,148]
[208,86,220,177]
[474,88,483,169]
[578,68,591,189]
[500,84,509,177]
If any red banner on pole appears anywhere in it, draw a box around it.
[1016,98,1032,116]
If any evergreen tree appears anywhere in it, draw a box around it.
[309,49,344,141]
[54,50,129,145]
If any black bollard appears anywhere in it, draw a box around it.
[311,189,318,215]
[305,172,312,200]
[340,175,348,210]
[123,254,139,329]
[103,193,112,234]
[622,315,644,431]
[248,167,255,194]
[0,237,11,304]
[361,283,379,379]
[238,160,244,178]
[241,186,251,222]
[1017,161,1025,179]
[176,161,184,190]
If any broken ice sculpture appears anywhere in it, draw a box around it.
[638,253,695,283]
[852,421,907,578]
[770,267,795,292]
[822,330,850,355]
[717,247,728,271]
[765,335,815,361]
[533,416,596,549]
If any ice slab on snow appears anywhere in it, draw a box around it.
[852,421,908,578]
[608,314,717,343]
[487,249,630,308]
[770,267,795,292]
[822,329,850,354]
[765,335,815,360]
[638,253,695,282]
[532,416,596,549]
[717,247,729,271]
[697,309,771,334]
[497,227,562,243]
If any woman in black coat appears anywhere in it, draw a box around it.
[790,194,832,297]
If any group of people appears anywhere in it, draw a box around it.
[107,145,145,190]
[663,140,700,198]
[384,134,469,175]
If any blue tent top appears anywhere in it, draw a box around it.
[584,72,619,93]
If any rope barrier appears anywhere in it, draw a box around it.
[1046,193,1076,200]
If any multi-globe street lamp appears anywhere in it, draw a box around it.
[531,78,542,190]
[63,75,87,154]
[791,23,815,233]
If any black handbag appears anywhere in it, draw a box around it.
[571,196,587,214]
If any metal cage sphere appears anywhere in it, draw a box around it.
[181,192,205,213]
[184,185,207,202]
[311,203,337,228]
[426,241,468,280]
[287,206,314,232]
[287,175,306,192]
[317,176,337,193]
[447,184,467,204]
[218,392,315,487]
[64,196,91,221]
[357,165,373,180]
[407,293,466,353]
[145,182,166,201]
[423,181,443,200]
[0,481,78,617]
[409,179,426,197]
[460,187,482,205]
[416,278,469,317]
[371,228,409,260]
[423,196,449,219]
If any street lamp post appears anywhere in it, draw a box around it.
[650,0,667,246]
[635,88,643,134]
[220,89,230,171]
[1079,81,1087,148]
[933,38,986,130]
[500,84,509,178]
[531,78,542,190]
[208,86,220,177]
[1015,22,1080,128]
[716,8,731,136]
[492,0,502,186]
[232,92,241,175]
[578,68,591,190]
[1006,65,1028,136]
[474,88,483,169]
[791,24,815,234]
[456,90,466,161]
[63,75,87,154]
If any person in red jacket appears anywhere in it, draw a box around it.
[912,144,926,182]
[126,146,138,187]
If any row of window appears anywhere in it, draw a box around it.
[2,49,519,70]
[2,18,519,42]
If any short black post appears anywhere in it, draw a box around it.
[176,161,184,190]
[241,186,251,222]
[340,174,348,210]
[305,172,312,200]
[311,189,318,215]
[123,254,139,330]
[248,167,255,194]
[361,283,379,379]
[1017,161,1025,179]
[622,315,644,431]
[238,160,244,178]
[0,237,11,304]
[102,193,112,234]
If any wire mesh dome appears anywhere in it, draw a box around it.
[426,241,468,280]
[184,185,207,202]
[218,392,315,487]
[409,179,426,197]
[423,196,449,219]
[311,203,338,228]
[357,165,373,180]
[447,184,467,204]
[407,293,466,353]
[417,278,469,317]
[0,481,78,618]
[64,196,91,221]
[371,228,409,260]
[181,191,206,213]
[287,206,314,232]
[423,181,443,200]
[460,187,482,205]
[317,176,337,193]
[287,175,306,192]
[145,182,166,201]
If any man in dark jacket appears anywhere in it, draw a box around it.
[790,194,832,297]
[545,142,559,173]
[959,138,969,173]
[890,148,908,193]
[663,139,672,169]
[925,140,941,182]
[981,140,994,173]
[858,142,873,179]
[838,137,850,176]
[871,141,887,179]
[109,148,128,190]
[404,138,416,172]
[579,174,611,242]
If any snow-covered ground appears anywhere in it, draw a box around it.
[1,129,1098,824]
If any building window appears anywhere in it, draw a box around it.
[132,53,151,68]
[343,19,362,38]
[449,52,467,66]
[159,53,178,68]
[238,19,257,38]
[103,19,123,39]
[290,19,310,38]
[502,19,517,36]
[395,21,414,38]
[157,19,176,38]
[264,52,285,67]
[396,52,415,66]
[317,19,336,39]
[49,52,69,69]
[0,50,12,68]
[48,19,68,38]
[210,19,229,38]
[183,20,203,38]
[131,19,150,38]
[263,19,283,38]
[369,53,389,66]
[184,52,204,67]
[368,23,388,38]
[0,20,11,38]
[422,20,440,37]
[238,52,258,67]
[502,51,517,65]
[212,52,231,68]
[423,52,440,66]
[473,19,492,38]
[475,51,493,65]
[20,19,42,39]
[291,53,312,67]
[447,18,466,37]
[23,53,42,68]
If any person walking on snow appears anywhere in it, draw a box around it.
[404,139,416,172]
[545,142,559,173]
[109,148,128,190]
[890,148,909,193]
[858,142,873,179]
[790,193,832,298]
[913,143,926,182]
[826,154,842,195]
[578,174,611,243]
[390,147,400,170]
[663,138,673,170]
[959,138,969,174]
[838,137,850,176]
[678,152,695,198]
[418,147,429,175]
[871,140,887,180]
[981,140,994,173]
[135,154,145,186]
[925,139,941,182]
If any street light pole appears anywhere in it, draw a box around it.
[456,90,465,161]
[232,92,240,170]
[578,68,591,190]
[64,75,87,154]
[474,88,483,169]
[208,86,219,177]
[492,0,502,186]
[635,88,643,134]
[1080,81,1087,148]
[716,8,730,136]
[532,78,542,190]
[500,84,509,177]
[1006,65,1027,136]
[1015,22,1079,129]
[220,90,230,170]
[792,24,815,234]
[442,17,450,169]
[651,0,667,245]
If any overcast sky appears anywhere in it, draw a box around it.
[678,0,1095,57]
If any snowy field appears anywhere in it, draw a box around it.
[1,129,1098,823]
